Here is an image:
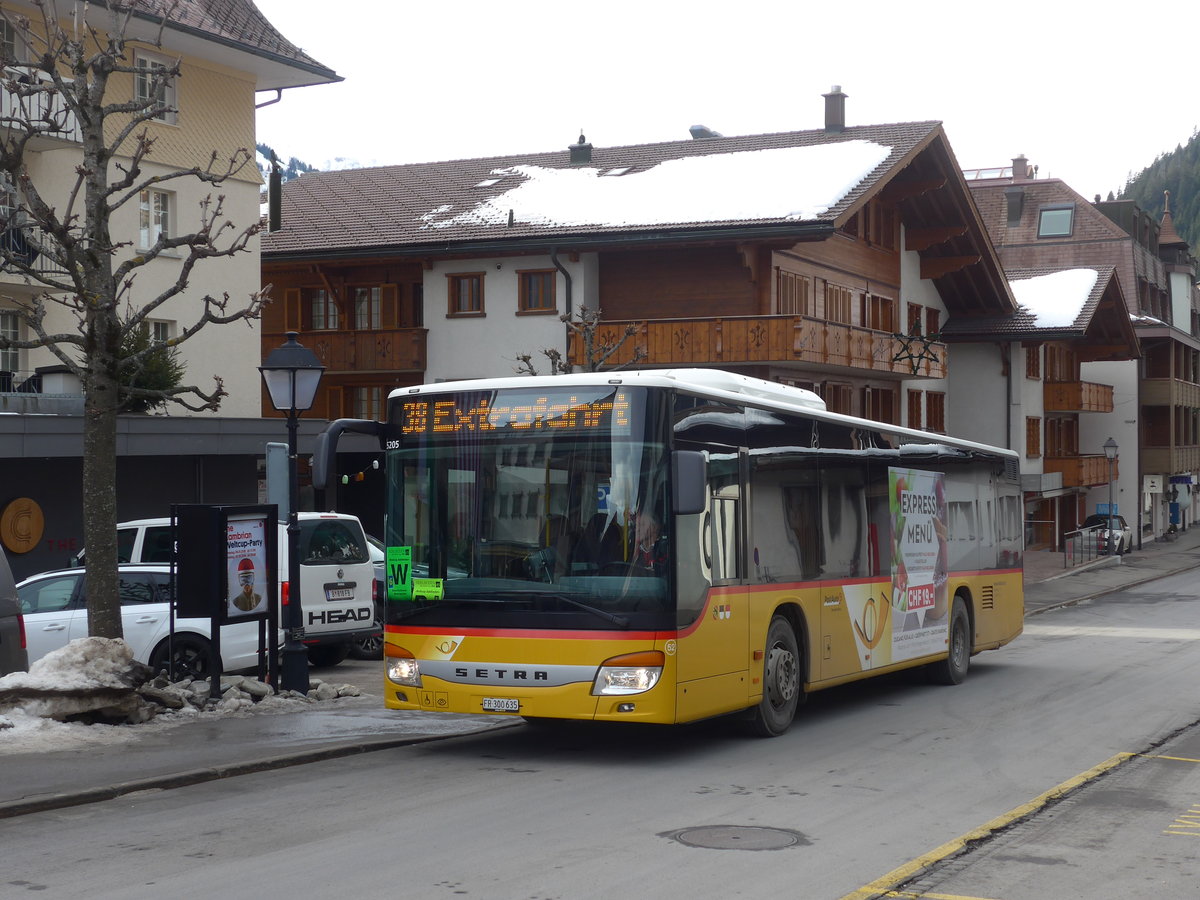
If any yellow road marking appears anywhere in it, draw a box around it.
[879,891,1001,900]
[838,753,1135,900]
[1154,755,1200,763]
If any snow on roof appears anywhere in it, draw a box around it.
[422,140,893,231]
[1008,268,1099,328]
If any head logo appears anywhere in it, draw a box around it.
[436,639,460,655]
[711,604,732,620]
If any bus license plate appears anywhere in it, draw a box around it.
[325,586,355,601]
[482,697,519,712]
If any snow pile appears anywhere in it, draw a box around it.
[0,638,361,752]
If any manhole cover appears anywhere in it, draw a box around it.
[661,825,810,851]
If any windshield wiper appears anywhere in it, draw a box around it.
[483,589,630,628]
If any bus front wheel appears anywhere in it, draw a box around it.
[748,616,802,737]
[927,596,971,686]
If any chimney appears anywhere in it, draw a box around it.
[823,85,847,133]
[1012,154,1029,181]
[689,124,723,139]
[568,132,593,165]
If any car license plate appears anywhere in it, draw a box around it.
[325,586,355,601]
[482,697,519,712]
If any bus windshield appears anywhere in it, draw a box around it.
[383,384,672,630]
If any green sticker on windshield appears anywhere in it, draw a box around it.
[387,546,412,601]
[412,578,444,601]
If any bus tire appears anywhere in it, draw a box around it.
[928,596,971,686]
[747,615,802,737]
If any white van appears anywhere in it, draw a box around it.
[84,513,378,667]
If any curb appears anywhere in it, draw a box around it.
[0,720,520,820]
[1026,558,1200,617]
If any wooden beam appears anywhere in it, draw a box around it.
[880,177,946,203]
[905,225,967,252]
[921,255,980,279]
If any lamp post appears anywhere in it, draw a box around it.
[260,332,325,694]
[1103,437,1118,556]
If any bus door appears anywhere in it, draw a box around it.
[675,455,749,721]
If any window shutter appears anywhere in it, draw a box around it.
[381,284,399,329]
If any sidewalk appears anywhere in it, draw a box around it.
[4,531,1199,819]
[1023,525,1200,614]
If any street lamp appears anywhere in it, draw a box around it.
[260,332,325,694]
[1103,437,1118,556]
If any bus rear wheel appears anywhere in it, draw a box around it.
[927,596,971,685]
[748,615,802,737]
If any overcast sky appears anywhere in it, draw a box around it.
[252,1,1199,202]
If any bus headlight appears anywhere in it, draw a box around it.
[592,651,664,696]
[385,645,421,686]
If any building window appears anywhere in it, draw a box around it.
[1037,205,1073,238]
[1025,343,1041,379]
[1,310,19,373]
[150,320,171,343]
[0,20,24,64]
[353,386,383,420]
[353,286,381,330]
[823,382,853,415]
[138,189,170,247]
[135,51,177,124]
[447,273,484,316]
[926,391,945,433]
[825,283,853,324]
[1026,417,1041,458]
[518,270,556,313]
[307,288,339,330]
[863,385,896,423]
[862,293,896,332]
[777,271,810,315]
[907,389,922,429]
[925,307,940,337]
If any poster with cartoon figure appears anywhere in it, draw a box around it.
[887,466,948,660]
[227,516,268,618]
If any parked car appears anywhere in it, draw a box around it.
[1082,513,1133,555]
[351,535,387,660]
[17,564,268,678]
[0,548,29,676]
[79,513,380,668]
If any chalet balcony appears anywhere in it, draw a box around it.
[0,225,69,286]
[1043,454,1117,488]
[570,315,947,378]
[1043,380,1114,413]
[1141,378,1200,409]
[260,327,427,374]
[1141,445,1200,475]
[1,69,82,149]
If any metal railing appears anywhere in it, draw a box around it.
[1061,526,1107,569]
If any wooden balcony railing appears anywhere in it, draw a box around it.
[1043,381,1114,413]
[261,327,427,374]
[571,316,947,378]
[1140,378,1200,409]
[1141,445,1200,475]
[1043,454,1116,488]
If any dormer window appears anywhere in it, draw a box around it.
[1037,204,1074,238]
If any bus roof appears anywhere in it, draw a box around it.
[390,368,1018,464]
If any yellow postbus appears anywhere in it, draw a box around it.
[316,369,1023,736]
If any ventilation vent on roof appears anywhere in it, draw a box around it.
[689,125,722,139]
[569,132,593,164]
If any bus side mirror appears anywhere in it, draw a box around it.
[673,450,707,516]
[312,418,383,493]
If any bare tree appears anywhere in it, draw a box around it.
[515,305,647,375]
[0,1,266,638]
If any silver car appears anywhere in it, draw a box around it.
[1082,514,1133,555]
[0,549,29,676]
